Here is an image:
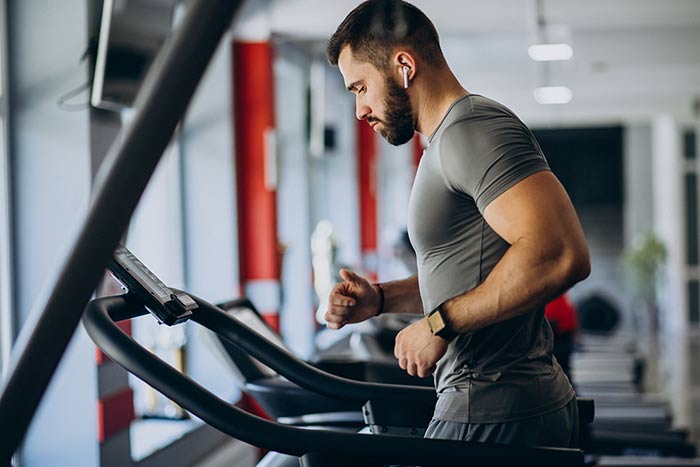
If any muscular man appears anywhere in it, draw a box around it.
[324,0,590,447]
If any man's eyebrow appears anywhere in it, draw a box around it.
[346,80,362,92]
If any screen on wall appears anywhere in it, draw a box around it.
[532,127,624,207]
[91,0,177,111]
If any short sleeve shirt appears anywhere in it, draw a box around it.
[407,94,574,423]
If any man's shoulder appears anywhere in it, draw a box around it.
[439,97,528,148]
[437,114,501,157]
[440,95,514,130]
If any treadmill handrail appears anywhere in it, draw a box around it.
[188,291,594,424]
[82,295,585,467]
[182,291,435,402]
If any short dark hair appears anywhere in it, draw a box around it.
[327,0,446,71]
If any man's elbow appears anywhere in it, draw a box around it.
[562,246,591,286]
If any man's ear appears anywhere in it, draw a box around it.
[393,51,416,86]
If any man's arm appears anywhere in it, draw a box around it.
[394,170,589,378]
[325,271,422,330]
[379,275,423,315]
[441,170,590,332]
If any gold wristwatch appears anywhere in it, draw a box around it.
[427,306,457,341]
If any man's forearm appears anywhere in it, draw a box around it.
[443,238,589,334]
[379,275,423,314]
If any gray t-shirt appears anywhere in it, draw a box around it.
[407,94,574,424]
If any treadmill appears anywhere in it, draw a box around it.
[82,245,590,467]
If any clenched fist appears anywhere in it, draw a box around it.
[394,318,449,378]
[324,268,381,330]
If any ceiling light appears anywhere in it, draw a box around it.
[533,86,572,105]
[528,43,573,61]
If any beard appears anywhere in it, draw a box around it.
[374,76,415,146]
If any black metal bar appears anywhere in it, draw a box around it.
[189,294,435,402]
[191,294,596,422]
[0,0,243,462]
[82,296,584,467]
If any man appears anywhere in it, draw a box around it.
[324,0,590,447]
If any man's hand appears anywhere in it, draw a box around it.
[394,318,449,378]
[324,269,381,330]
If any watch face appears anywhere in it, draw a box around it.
[428,310,446,334]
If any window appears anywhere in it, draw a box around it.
[684,129,696,160]
[685,173,698,267]
[689,281,700,325]
[0,0,13,377]
[685,129,699,325]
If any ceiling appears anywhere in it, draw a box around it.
[236,0,700,126]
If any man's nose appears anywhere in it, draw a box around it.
[355,97,370,121]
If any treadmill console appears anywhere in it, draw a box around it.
[107,245,196,325]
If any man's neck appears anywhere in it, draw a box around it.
[414,71,469,137]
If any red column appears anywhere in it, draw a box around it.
[233,40,281,332]
[357,120,378,281]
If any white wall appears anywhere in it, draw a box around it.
[651,115,689,427]
[308,67,360,270]
[9,0,98,465]
[621,124,655,331]
[653,115,686,337]
[275,44,315,357]
[376,138,414,282]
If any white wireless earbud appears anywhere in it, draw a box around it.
[402,66,409,89]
